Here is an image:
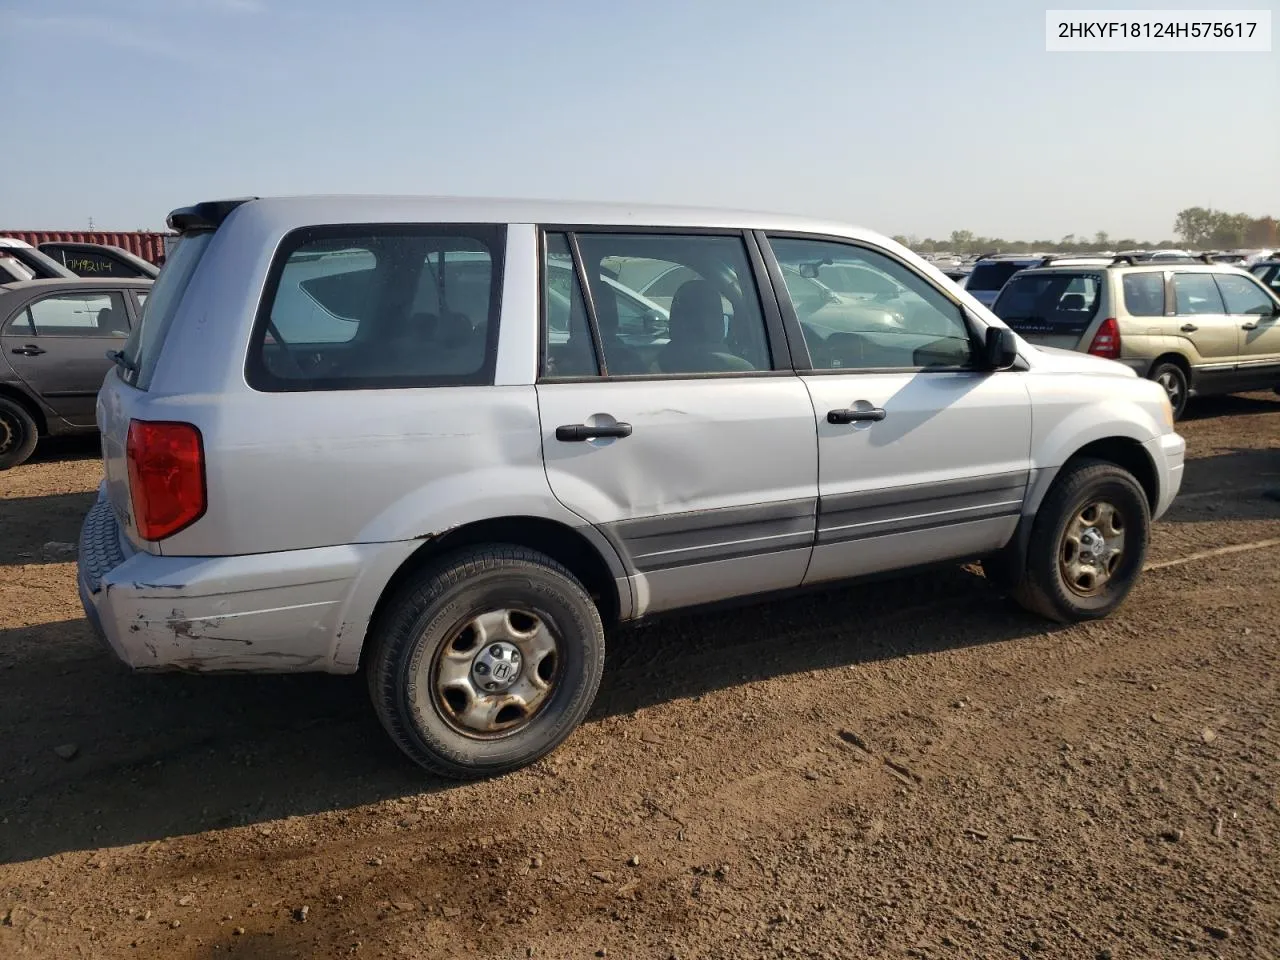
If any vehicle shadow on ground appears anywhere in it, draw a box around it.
[1182,392,1280,421]
[0,491,97,565]
[24,434,102,465]
[1162,447,1280,523]
[0,567,1054,865]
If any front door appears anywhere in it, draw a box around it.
[762,234,1034,584]
[535,230,818,616]
[1214,271,1280,387]
[1,289,132,426]
[1169,272,1241,389]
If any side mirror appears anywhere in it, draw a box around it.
[983,326,1018,370]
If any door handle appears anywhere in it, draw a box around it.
[827,407,887,425]
[11,344,46,356]
[555,422,633,442]
[1241,322,1258,330]
[1180,323,1198,333]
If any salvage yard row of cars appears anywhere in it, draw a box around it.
[4,199,1278,780]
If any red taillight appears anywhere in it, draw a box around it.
[126,420,206,540]
[1088,317,1121,359]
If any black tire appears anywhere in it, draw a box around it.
[1008,459,1150,624]
[1150,361,1189,420]
[366,545,605,779]
[0,396,39,470]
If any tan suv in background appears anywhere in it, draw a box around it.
[993,255,1280,418]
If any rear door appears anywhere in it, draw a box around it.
[535,229,818,616]
[1169,272,1239,382]
[0,288,131,425]
[762,233,1033,585]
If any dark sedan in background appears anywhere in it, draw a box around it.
[0,277,151,468]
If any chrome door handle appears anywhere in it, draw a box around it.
[1241,322,1258,330]
[1179,323,1198,333]
[827,407,887,425]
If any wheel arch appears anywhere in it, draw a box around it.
[1001,435,1160,575]
[0,383,48,436]
[356,515,629,671]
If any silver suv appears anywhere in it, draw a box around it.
[78,197,1185,778]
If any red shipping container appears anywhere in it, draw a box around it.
[0,230,175,266]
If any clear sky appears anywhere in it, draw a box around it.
[2,0,1276,241]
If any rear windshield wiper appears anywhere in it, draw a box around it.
[107,349,138,373]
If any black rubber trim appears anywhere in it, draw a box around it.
[606,498,817,573]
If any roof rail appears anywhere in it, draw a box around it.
[1038,255,1111,267]
[166,198,258,234]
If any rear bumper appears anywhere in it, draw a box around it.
[1145,432,1185,521]
[1119,357,1153,378]
[76,494,415,674]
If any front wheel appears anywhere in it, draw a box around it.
[1007,459,1151,623]
[366,545,605,779]
[1150,361,1189,420]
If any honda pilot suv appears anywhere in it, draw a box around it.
[992,256,1280,418]
[78,197,1185,779]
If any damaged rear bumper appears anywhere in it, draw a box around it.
[76,495,411,674]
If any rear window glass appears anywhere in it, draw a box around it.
[247,225,505,392]
[46,247,148,279]
[965,262,1029,292]
[120,232,212,390]
[1122,273,1165,317]
[992,272,1101,330]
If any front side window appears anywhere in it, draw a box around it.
[1122,273,1165,317]
[249,225,504,391]
[552,233,772,376]
[21,291,130,337]
[1172,273,1226,315]
[1213,273,1276,316]
[769,237,973,370]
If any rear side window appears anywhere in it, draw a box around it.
[993,272,1101,331]
[1213,273,1275,315]
[1172,273,1226,315]
[22,291,131,337]
[248,224,505,392]
[121,232,212,389]
[965,262,1028,292]
[1122,273,1165,317]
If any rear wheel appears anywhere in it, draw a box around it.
[1150,361,1189,420]
[0,397,38,470]
[1007,459,1150,623]
[366,545,605,779]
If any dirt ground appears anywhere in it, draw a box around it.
[1,394,1278,960]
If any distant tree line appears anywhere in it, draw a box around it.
[894,208,1278,255]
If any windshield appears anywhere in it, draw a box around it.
[119,232,212,389]
[966,262,1030,292]
[993,272,1101,331]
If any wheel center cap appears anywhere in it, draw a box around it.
[471,642,522,693]
[1080,527,1106,560]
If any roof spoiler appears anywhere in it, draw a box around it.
[166,198,258,234]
